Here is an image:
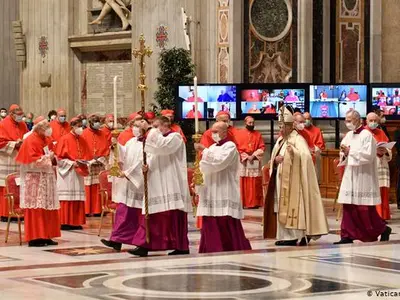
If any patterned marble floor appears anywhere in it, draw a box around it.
[0,200,399,299]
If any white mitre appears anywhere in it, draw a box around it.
[278,106,294,124]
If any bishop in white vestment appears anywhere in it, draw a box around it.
[130,117,191,257]
[336,110,391,244]
[195,121,251,253]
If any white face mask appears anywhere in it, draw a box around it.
[45,128,53,137]
[59,116,66,123]
[82,119,87,126]
[368,122,379,130]
[92,122,101,130]
[15,115,23,122]
[212,132,221,143]
[132,126,141,137]
[74,127,83,136]
[345,122,356,131]
[0,112,6,118]
[50,115,57,120]
[296,123,305,131]
[107,122,114,129]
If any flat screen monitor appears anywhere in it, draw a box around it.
[177,85,237,119]
[240,88,305,116]
[371,87,400,116]
[309,85,367,118]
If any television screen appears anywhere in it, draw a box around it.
[310,85,367,118]
[178,85,237,119]
[371,87,400,115]
[240,88,305,115]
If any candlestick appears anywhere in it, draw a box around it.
[113,76,118,128]
[194,76,199,133]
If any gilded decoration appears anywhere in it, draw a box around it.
[246,0,294,83]
[336,0,364,83]
[217,0,230,83]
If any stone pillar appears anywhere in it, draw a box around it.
[322,0,331,83]
[297,0,313,82]
[370,0,382,82]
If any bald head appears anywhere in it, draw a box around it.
[216,114,230,124]
[303,112,312,127]
[211,121,228,141]
[366,112,380,130]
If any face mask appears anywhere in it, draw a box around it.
[246,125,254,131]
[305,120,312,127]
[50,115,57,120]
[45,128,53,137]
[381,117,386,124]
[132,126,141,137]
[82,119,87,126]
[0,112,6,118]
[296,123,305,131]
[59,116,66,123]
[74,127,83,136]
[92,122,101,130]
[15,115,23,122]
[22,117,26,122]
[346,122,356,131]
[368,122,379,130]
[107,122,114,129]
[212,133,221,143]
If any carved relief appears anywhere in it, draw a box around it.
[90,0,132,32]
[336,0,364,83]
[246,0,295,83]
[217,0,230,83]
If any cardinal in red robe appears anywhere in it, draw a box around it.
[365,113,392,220]
[118,112,142,146]
[100,114,115,145]
[50,108,71,144]
[293,113,316,162]
[303,112,326,152]
[81,114,110,215]
[0,104,28,220]
[237,117,265,208]
[55,117,91,229]
[346,88,360,101]
[161,109,187,142]
[16,117,60,247]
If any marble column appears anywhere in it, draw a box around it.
[297,0,313,83]
[370,0,382,82]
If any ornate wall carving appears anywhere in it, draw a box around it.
[217,0,230,83]
[244,0,297,83]
[335,0,366,83]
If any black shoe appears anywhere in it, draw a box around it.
[93,213,102,217]
[333,238,353,245]
[275,240,298,246]
[168,249,190,256]
[61,225,72,230]
[28,239,46,247]
[298,237,311,246]
[45,239,58,246]
[0,217,7,222]
[128,247,148,257]
[69,225,83,230]
[380,226,392,242]
[397,203,400,210]
[101,239,122,251]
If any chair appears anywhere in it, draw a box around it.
[4,173,24,245]
[98,170,117,236]
[332,158,344,221]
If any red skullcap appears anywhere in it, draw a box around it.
[57,108,66,114]
[128,112,141,121]
[33,116,46,125]
[161,109,174,116]
[9,104,20,111]
[144,111,156,120]
[105,114,114,119]
[70,117,80,123]
[216,111,230,117]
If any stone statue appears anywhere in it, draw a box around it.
[90,0,132,31]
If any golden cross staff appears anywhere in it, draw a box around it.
[132,34,153,244]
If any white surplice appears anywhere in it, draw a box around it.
[338,129,381,205]
[144,129,191,214]
[197,141,244,219]
[56,159,85,201]
[111,137,143,209]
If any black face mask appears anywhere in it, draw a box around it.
[246,125,255,131]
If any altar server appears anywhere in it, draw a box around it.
[161,109,187,142]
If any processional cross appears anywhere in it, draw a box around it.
[132,34,153,243]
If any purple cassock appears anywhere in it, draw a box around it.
[341,204,386,242]
[110,203,141,245]
[199,216,252,253]
[132,210,189,251]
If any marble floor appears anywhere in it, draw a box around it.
[0,200,399,299]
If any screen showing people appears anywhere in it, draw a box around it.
[240,89,305,115]
[309,85,367,118]
[178,85,237,119]
[371,87,400,115]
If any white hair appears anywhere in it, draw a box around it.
[346,110,361,120]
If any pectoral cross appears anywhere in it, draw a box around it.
[132,34,153,112]
[288,208,297,227]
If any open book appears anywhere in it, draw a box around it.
[376,141,396,150]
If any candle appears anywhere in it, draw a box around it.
[113,76,118,128]
[194,76,199,133]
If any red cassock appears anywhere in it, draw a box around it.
[0,116,28,218]
[100,126,113,145]
[50,121,71,143]
[81,128,110,214]
[55,132,92,226]
[237,129,265,208]
[171,124,187,143]
[297,129,316,163]
[15,132,60,242]
[365,126,391,220]
[304,125,326,151]
[118,128,135,146]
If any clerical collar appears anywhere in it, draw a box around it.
[354,126,364,134]
[138,127,151,142]
[216,137,229,146]
[163,130,173,137]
